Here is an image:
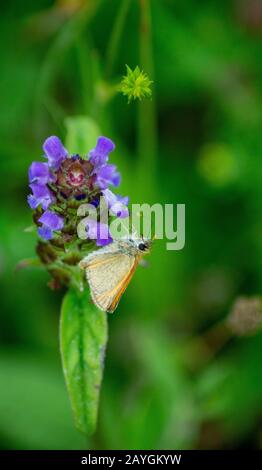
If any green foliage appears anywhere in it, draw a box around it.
[60,288,108,435]
[196,334,262,443]
[65,116,100,157]
[0,350,85,449]
[0,0,262,450]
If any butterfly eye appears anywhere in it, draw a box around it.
[138,242,147,251]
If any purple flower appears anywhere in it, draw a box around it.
[74,194,86,201]
[37,226,53,241]
[28,162,56,185]
[94,164,120,189]
[27,183,55,210]
[102,189,129,218]
[90,197,100,208]
[85,219,112,246]
[38,210,64,240]
[89,136,120,189]
[43,136,68,170]
[26,134,126,248]
[89,136,115,167]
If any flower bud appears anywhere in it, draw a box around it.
[120,65,153,103]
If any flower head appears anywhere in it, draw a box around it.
[56,158,93,193]
[120,65,153,103]
[27,134,129,250]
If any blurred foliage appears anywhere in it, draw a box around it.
[0,0,261,449]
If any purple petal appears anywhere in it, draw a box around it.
[43,136,68,170]
[28,162,55,185]
[102,188,117,206]
[37,210,63,241]
[89,136,115,167]
[102,189,129,218]
[85,218,98,239]
[95,164,121,189]
[96,136,115,155]
[90,197,100,208]
[38,211,64,231]
[74,194,86,201]
[85,219,112,246]
[96,222,113,243]
[96,236,113,246]
[38,226,53,240]
[96,225,113,245]
[28,183,55,210]
[117,194,129,206]
[110,202,129,218]
[111,172,121,187]
[71,154,81,161]
[27,194,39,210]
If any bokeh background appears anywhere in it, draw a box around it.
[1,0,262,449]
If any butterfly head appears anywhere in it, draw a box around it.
[132,237,152,253]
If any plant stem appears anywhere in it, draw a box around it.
[34,3,100,138]
[76,35,94,115]
[137,0,157,201]
[43,97,66,133]
[105,0,132,79]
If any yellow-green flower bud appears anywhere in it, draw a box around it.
[120,65,153,103]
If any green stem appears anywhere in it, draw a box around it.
[34,3,101,138]
[43,97,66,133]
[76,34,95,115]
[137,0,157,201]
[105,0,132,79]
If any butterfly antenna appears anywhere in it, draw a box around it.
[132,223,139,239]
[120,218,137,240]
[144,223,153,240]
[121,218,131,238]
[129,216,139,239]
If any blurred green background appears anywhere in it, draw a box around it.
[0,0,262,450]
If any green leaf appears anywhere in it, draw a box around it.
[15,257,42,270]
[64,116,100,156]
[60,287,108,435]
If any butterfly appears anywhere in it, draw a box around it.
[79,237,152,313]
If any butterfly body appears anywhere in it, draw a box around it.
[79,238,151,313]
